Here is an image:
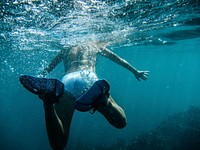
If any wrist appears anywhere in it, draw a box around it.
[130,67,138,75]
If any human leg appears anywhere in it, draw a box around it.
[44,92,75,150]
[97,95,127,129]
[19,75,76,149]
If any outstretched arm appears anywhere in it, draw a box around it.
[39,50,64,77]
[99,48,149,81]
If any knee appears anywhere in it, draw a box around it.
[49,138,67,150]
[115,116,127,129]
[50,142,66,150]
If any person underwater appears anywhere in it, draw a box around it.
[20,42,149,150]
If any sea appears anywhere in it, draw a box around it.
[0,0,200,150]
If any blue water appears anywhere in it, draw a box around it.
[0,0,200,150]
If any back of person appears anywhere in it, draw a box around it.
[63,44,99,73]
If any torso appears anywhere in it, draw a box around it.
[63,44,99,74]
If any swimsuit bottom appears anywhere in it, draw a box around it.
[62,70,98,99]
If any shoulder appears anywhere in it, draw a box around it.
[59,47,72,56]
[61,46,71,53]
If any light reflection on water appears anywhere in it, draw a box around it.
[0,0,199,76]
[1,0,199,51]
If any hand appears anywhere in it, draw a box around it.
[134,70,149,81]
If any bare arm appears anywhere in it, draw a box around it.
[99,48,149,81]
[40,50,64,77]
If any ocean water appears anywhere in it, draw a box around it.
[0,0,200,150]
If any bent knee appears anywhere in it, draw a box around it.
[50,142,67,150]
[115,116,127,129]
